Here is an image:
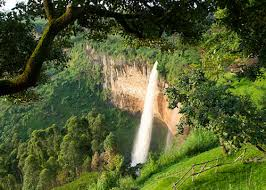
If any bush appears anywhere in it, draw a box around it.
[179,128,218,156]
[96,171,119,190]
[118,176,138,190]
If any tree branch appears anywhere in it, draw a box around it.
[0,4,144,96]
[84,4,141,20]
[44,0,55,22]
[83,5,144,37]
[115,17,144,38]
[0,4,84,96]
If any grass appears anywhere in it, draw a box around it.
[137,128,219,184]
[230,70,266,110]
[52,143,266,190]
[53,172,98,190]
[140,146,266,190]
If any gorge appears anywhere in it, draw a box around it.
[86,45,182,136]
[86,45,185,165]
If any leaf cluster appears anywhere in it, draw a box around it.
[166,68,265,153]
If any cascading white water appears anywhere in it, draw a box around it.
[131,61,158,167]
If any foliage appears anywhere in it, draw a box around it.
[53,172,99,190]
[24,0,212,40]
[179,128,218,156]
[0,11,70,80]
[0,41,139,189]
[0,1,266,189]
[201,24,243,80]
[8,112,125,190]
[104,132,116,152]
[0,0,217,95]
[215,0,266,58]
[96,171,119,190]
[89,34,201,84]
[225,69,266,110]
[166,68,266,153]
[0,42,102,139]
[0,11,36,77]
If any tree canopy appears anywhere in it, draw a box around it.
[0,0,266,95]
[0,0,213,95]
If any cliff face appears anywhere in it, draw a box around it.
[86,46,181,134]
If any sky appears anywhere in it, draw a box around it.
[2,0,27,10]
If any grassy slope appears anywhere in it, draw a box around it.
[53,146,266,190]
[54,173,98,190]
[141,146,266,190]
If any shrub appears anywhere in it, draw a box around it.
[96,171,119,190]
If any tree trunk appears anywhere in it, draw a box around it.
[0,25,57,95]
[0,5,83,96]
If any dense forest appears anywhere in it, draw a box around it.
[0,0,265,190]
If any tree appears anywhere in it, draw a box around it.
[88,112,108,152]
[0,174,18,190]
[216,0,266,53]
[103,132,116,152]
[91,151,101,171]
[96,171,119,190]
[22,155,40,190]
[166,68,266,154]
[36,168,53,190]
[82,156,91,172]
[0,0,213,96]
[59,116,91,177]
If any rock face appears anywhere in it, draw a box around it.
[86,46,182,134]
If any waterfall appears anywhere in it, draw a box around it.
[131,61,158,167]
[165,130,174,152]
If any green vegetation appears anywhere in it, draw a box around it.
[141,146,266,190]
[0,40,169,189]
[0,0,266,189]
[0,10,36,77]
[90,24,266,154]
[0,41,139,189]
[54,14,265,188]
[0,42,104,139]
[137,129,218,184]
[54,173,98,190]
[89,34,200,83]
[0,0,214,95]
[53,128,218,190]
[57,130,265,190]
[166,68,265,153]
[228,71,266,110]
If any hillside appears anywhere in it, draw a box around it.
[54,143,266,190]
[52,34,266,190]
[141,146,266,190]
[1,1,266,189]
[0,41,168,189]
